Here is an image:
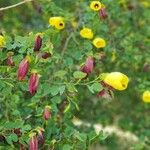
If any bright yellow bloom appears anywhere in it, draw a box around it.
[104,72,129,90]
[80,28,93,39]
[0,35,6,48]
[93,38,106,48]
[90,1,102,11]
[142,91,150,103]
[49,17,65,30]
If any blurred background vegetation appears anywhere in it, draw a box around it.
[0,0,150,149]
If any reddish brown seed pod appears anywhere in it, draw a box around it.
[43,106,51,121]
[28,72,40,95]
[33,35,42,52]
[17,57,30,81]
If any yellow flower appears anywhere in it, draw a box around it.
[80,28,93,39]
[142,91,150,103]
[49,17,65,30]
[104,72,129,90]
[0,35,6,48]
[93,38,106,48]
[90,1,102,11]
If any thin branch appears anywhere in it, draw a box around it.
[0,0,33,11]
[61,32,73,56]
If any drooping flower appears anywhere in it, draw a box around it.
[49,17,65,30]
[41,52,51,59]
[17,56,30,81]
[7,52,15,67]
[33,35,42,52]
[99,5,108,20]
[103,72,129,91]
[93,38,106,48]
[29,72,40,95]
[7,57,15,67]
[29,134,38,150]
[43,106,51,121]
[0,35,6,48]
[81,57,94,74]
[142,91,150,103]
[37,127,44,145]
[90,1,102,11]
[80,28,93,39]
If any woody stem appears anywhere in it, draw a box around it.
[0,0,33,11]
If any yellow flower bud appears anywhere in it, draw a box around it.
[142,91,150,103]
[93,38,106,48]
[104,72,129,90]
[90,1,102,11]
[0,35,6,48]
[49,17,65,30]
[80,28,93,39]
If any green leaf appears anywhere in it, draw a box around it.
[73,71,87,79]
[5,135,13,145]
[42,83,51,96]
[62,144,72,150]
[87,85,94,94]
[21,124,31,133]
[54,70,67,78]
[3,81,14,87]
[10,133,18,142]
[59,85,66,95]
[67,84,77,93]
[64,103,71,113]
[64,57,73,66]
[74,132,87,142]
[50,86,60,96]
[51,96,62,104]
[83,41,93,50]
[6,133,18,145]
[4,121,24,130]
[64,126,75,137]
[92,82,103,92]
[88,82,103,94]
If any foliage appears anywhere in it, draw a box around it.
[0,0,150,149]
